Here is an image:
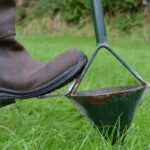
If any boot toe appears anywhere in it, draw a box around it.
[32,48,88,89]
[46,48,87,79]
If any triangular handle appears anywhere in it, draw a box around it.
[69,43,149,95]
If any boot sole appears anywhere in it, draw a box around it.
[0,55,87,107]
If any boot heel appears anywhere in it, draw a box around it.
[0,98,15,108]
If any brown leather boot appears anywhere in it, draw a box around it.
[0,0,16,39]
[0,0,88,107]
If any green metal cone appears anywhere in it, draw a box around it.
[68,85,148,143]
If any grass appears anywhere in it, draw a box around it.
[0,31,150,150]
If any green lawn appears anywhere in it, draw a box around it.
[0,33,150,150]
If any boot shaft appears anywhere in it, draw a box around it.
[0,0,16,39]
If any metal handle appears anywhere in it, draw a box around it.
[69,43,148,94]
[91,0,107,44]
[67,0,148,94]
